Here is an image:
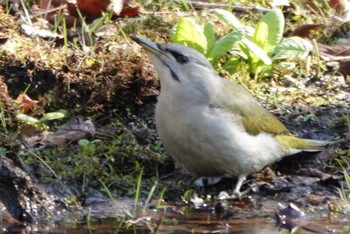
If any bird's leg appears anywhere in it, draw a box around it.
[219,174,248,200]
[232,174,247,197]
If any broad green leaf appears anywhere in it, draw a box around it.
[78,139,90,147]
[222,57,242,74]
[254,8,284,54]
[212,9,241,29]
[273,36,312,53]
[16,113,39,125]
[272,37,312,60]
[204,23,215,55]
[40,112,65,122]
[241,38,272,65]
[272,50,300,60]
[207,27,251,61]
[171,18,207,54]
[239,41,262,76]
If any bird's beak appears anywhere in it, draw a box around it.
[130,36,163,56]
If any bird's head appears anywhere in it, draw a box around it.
[131,36,218,102]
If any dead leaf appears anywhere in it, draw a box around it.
[291,24,325,39]
[15,93,38,113]
[75,0,111,18]
[119,5,140,17]
[329,0,342,9]
[318,43,350,56]
[318,43,350,77]
[21,118,96,148]
[53,117,95,147]
[0,37,8,45]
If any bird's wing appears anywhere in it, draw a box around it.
[211,78,289,136]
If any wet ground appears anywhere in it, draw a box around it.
[3,198,347,234]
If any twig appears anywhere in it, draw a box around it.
[187,1,270,13]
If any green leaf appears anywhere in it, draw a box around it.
[241,38,272,65]
[78,139,90,147]
[253,8,284,54]
[39,112,66,122]
[207,27,250,61]
[272,36,312,60]
[16,113,39,125]
[222,57,241,74]
[171,18,207,54]
[204,23,215,55]
[213,9,241,29]
[0,147,7,157]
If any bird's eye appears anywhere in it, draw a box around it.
[170,51,189,64]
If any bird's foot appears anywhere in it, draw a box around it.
[218,187,250,200]
[218,174,250,200]
[218,191,236,200]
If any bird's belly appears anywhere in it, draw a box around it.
[156,104,283,177]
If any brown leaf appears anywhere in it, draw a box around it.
[318,43,350,56]
[76,0,111,18]
[329,0,342,9]
[291,24,325,39]
[0,37,8,45]
[15,94,38,113]
[119,5,140,18]
[21,118,96,148]
[53,117,95,147]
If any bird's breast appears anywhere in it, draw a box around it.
[155,99,284,177]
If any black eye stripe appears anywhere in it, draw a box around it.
[172,52,189,63]
[166,49,189,64]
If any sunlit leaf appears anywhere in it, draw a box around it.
[212,9,242,29]
[40,112,66,122]
[207,27,250,61]
[204,23,215,56]
[254,8,284,54]
[16,113,39,125]
[272,37,312,60]
[171,18,207,54]
[241,38,272,65]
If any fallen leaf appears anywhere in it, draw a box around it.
[291,24,325,38]
[15,93,38,113]
[21,117,96,148]
[119,5,140,17]
[76,0,111,18]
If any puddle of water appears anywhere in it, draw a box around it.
[2,197,348,233]
[3,209,339,234]
[17,215,283,234]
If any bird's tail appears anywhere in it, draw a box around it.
[275,135,338,155]
[299,138,338,151]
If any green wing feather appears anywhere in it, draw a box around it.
[210,78,332,151]
[213,78,288,135]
